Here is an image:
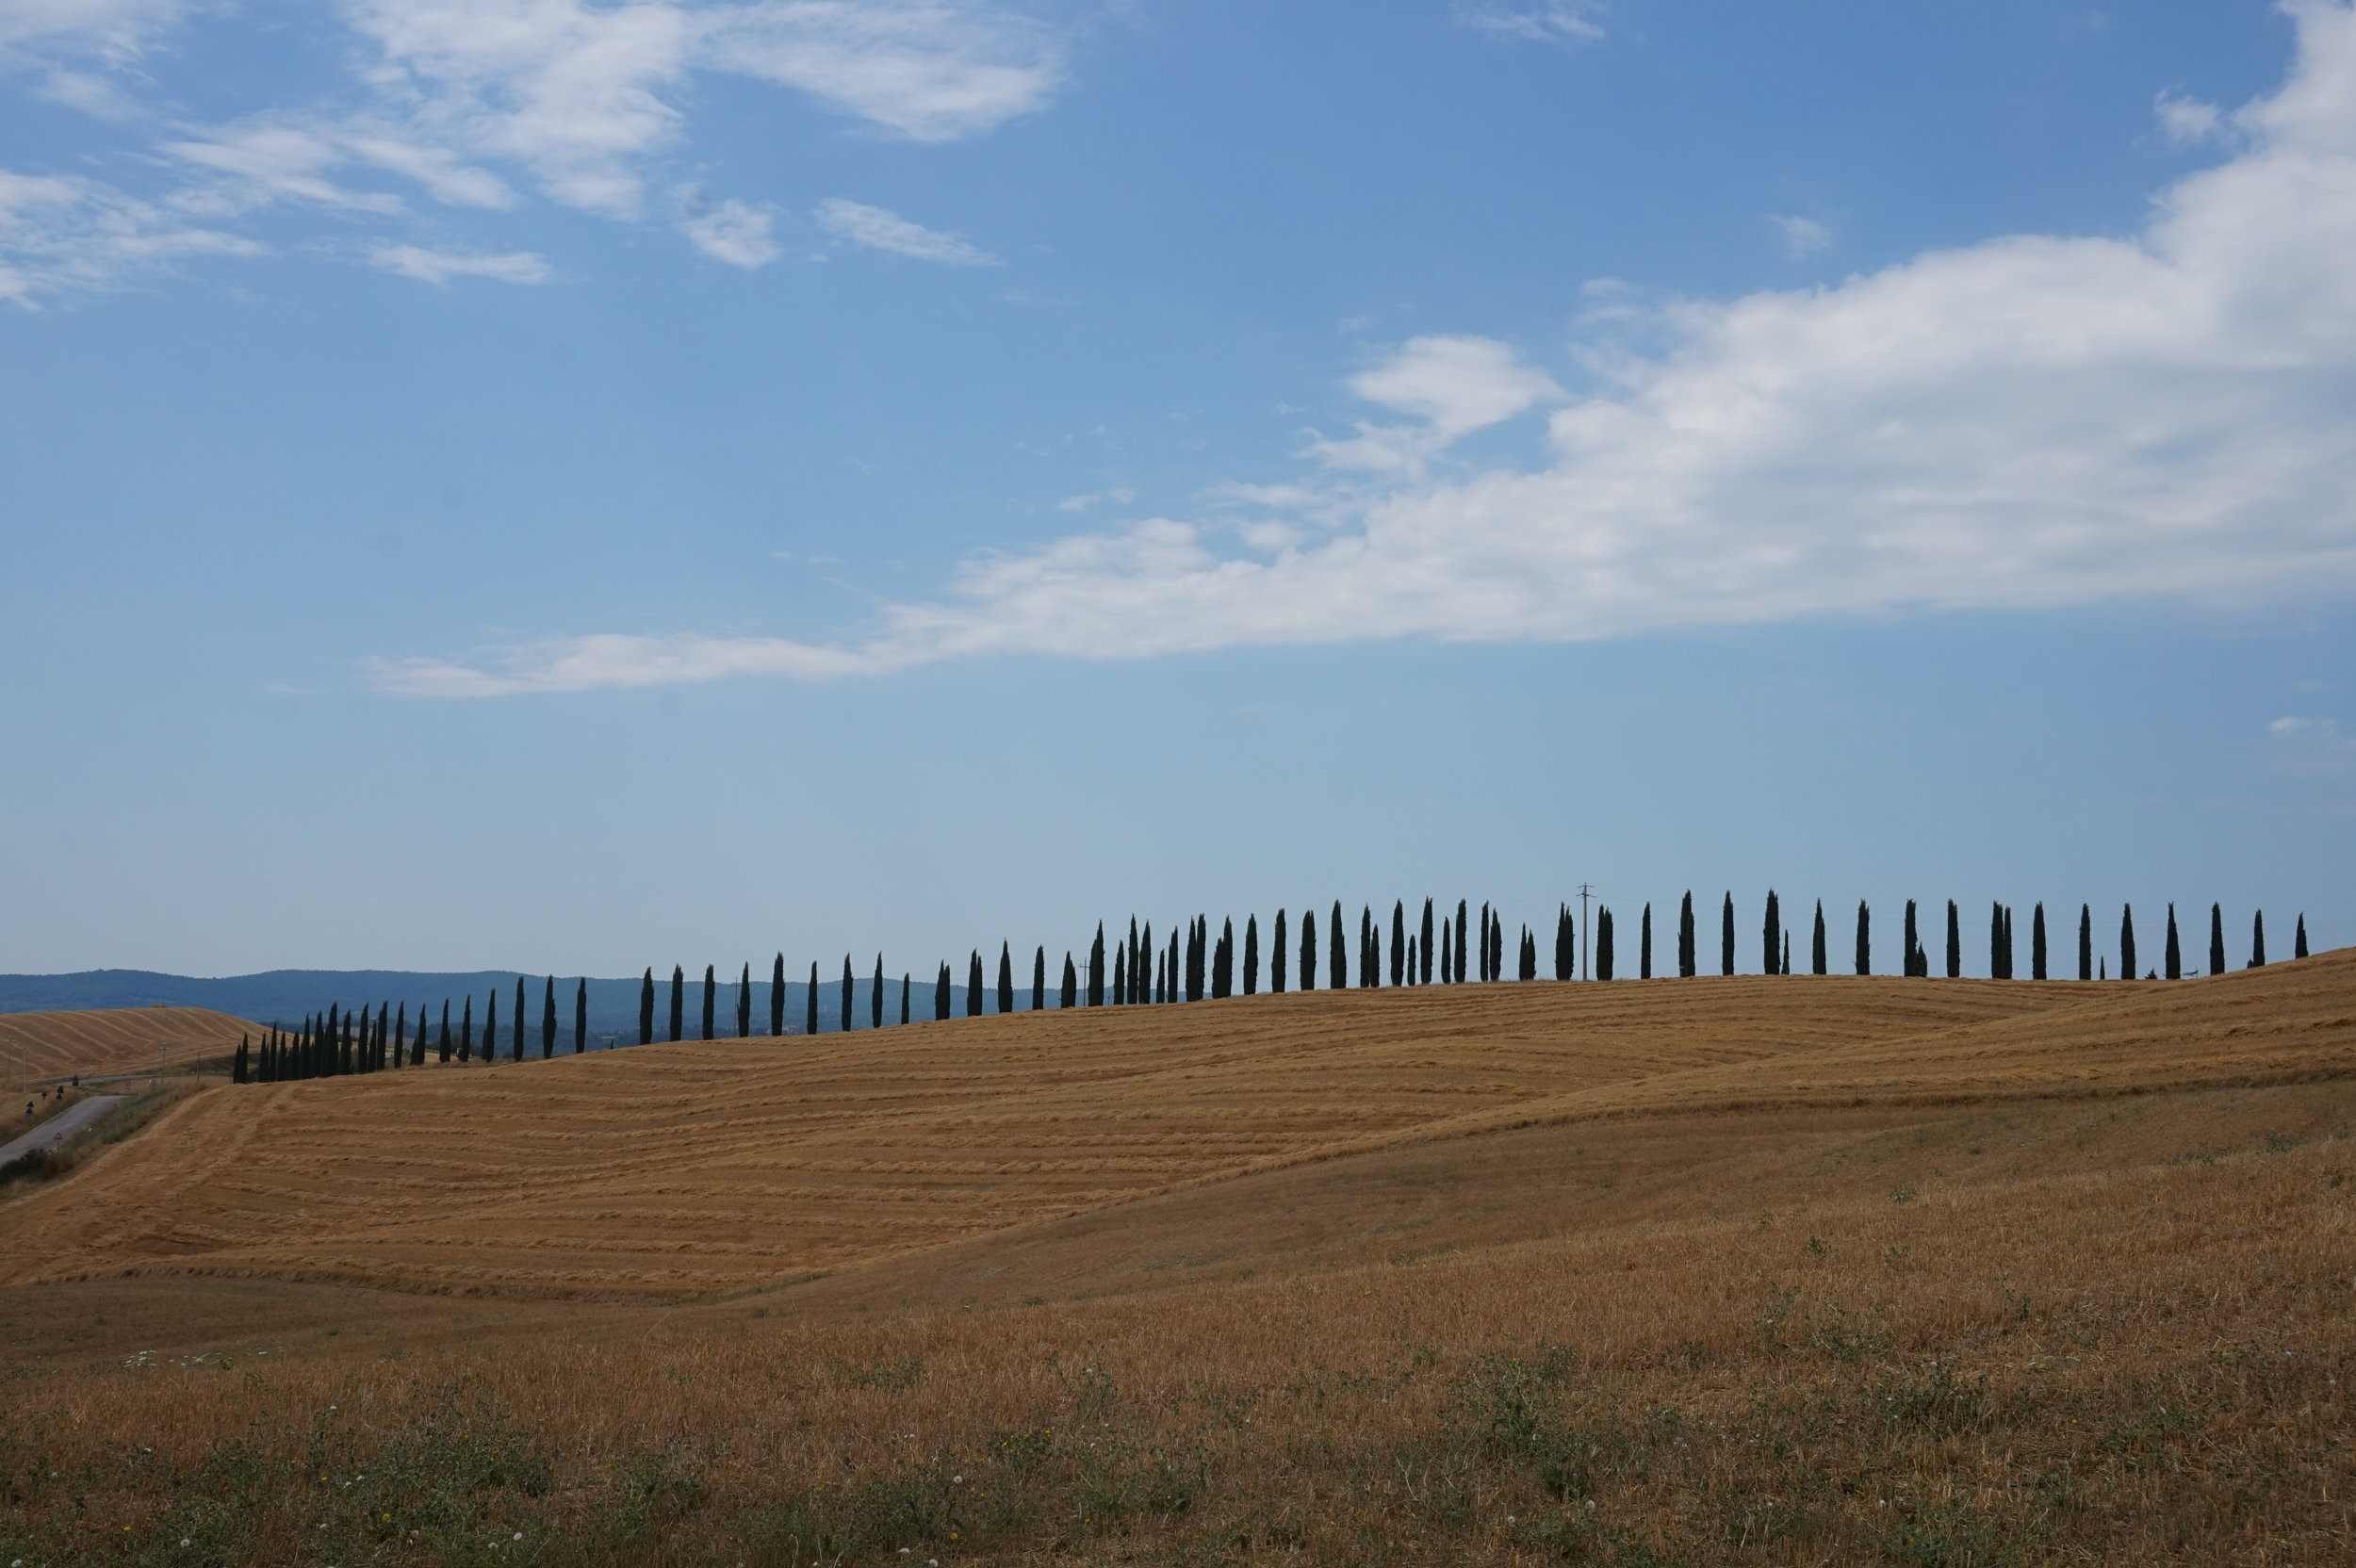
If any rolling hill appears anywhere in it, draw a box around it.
[0,1004,263,1086]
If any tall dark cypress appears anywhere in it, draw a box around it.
[1273,909,1289,992]
[1641,903,1654,980]
[841,955,857,1029]
[1455,899,1469,985]
[483,991,497,1067]
[1555,905,1573,981]
[2120,905,2138,979]
[575,978,587,1054]
[1185,918,1203,1002]
[2078,905,2093,981]
[1440,917,1453,984]
[514,976,526,1062]
[1088,923,1106,1006]
[1330,902,1347,989]
[1420,898,1435,985]
[2032,905,2049,981]
[808,962,820,1035]
[901,974,911,1025]
[1137,923,1153,1003]
[1720,892,1736,976]
[937,961,953,1021]
[2165,904,2183,981]
[1060,953,1077,1009]
[544,976,560,1058]
[1244,915,1260,995]
[1762,890,1780,976]
[462,994,475,1062]
[1810,901,1827,975]
[1944,901,1961,979]
[701,965,716,1042]
[440,998,453,1063]
[1033,946,1046,1012]
[394,1004,407,1069]
[1300,905,1317,991]
[1780,932,1792,975]
[1903,900,1922,978]
[670,966,685,1042]
[1679,892,1696,978]
[1989,903,2006,980]
[2250,911,2267,969]
[2295,915,2308,958]
[736,963,752,1038]
[1476,904,1490,983]
[1519,924,1537,981]
[1360,906,1375,988]
[1112,944,1127,1007]
[1597,908,1615,981]
[639,970,655,1045]
[1390,901,1406,987]
[874,955,887,1029]
[1856,900,1871,975]
[1215,918,1235,998]
[997,943,1014,1014]
[2208,903,2226,977]
[771,954,786,1036]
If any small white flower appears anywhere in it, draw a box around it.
[952,1475,962,1483]
[514,1533,524,1541]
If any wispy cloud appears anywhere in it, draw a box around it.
[680,197,779,268]
[368,242,551,285]
[1770,213,1831,257]
[2154,90,2224,144]
[704,1,1063,142]
[1456,2,1605,44]
[372,3,2356,696]
[0,168,261,305]
[814,196,996,264]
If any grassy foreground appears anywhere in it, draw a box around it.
[0,960,2350,1564]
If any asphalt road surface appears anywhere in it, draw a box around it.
[0,1095,124,1168]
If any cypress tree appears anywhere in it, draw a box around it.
[1780,931,1792,975]
[544,976,560,1057]
[514,976,526,1061]
[483,991,497,1066]
[998,942,1014,1014]
[394,1004,407,1069]
[1113,944,1127,1006]
[1137,923,1153,1003]
[808,962,820,1035]
[2208,903,2226,976]
[936,962,952,1021]
[1061,952,1077,1009]
[1642,903,1654,979]
[2078,905,2093,981]
[1597,908,1615,981]
[1124,919,1140,1004]
[2120,905,2137,979]
[1244,915,1260,995]
[1721,892,1736,976]
[1272,909,1289,992]
[639,970,655,1045]
[440,999,453,1063]
[462,994,475,1062]
[1360,906,1374,988]
[1216,918,1235,998]
[736,964,752,1038]
[701,965,716,1042]
[1989,903,2006,980]
[874,956,887,1029]
[846,956,861,1029]
[1456,900,1470,984]
[2032,905,2049,981]
[1679,892,1696,978]
[1184,918,1202,1002]
[1476,904,1489,982]
[1391,901,1406,987]
[1903,900,1921,978]
[1943,901,1960,979]
[1088,923,1106,1006]
[1519,924,1537,981]
[771,954,786,1036]
[901,973,911,1025]
[1420,898,1435,985]
[1856,901,1871,975]
[2165,904,2183,980]
[1033,946,1046,1012]
[1762,890,1780,975]
[2250,911,2267,969]
[1440,918,1453,984]
[669,966,684,1042]
[2295,914,2308,958]
[1300,906,1317,991]
[1554,906,1573,982]
[1330,902,1347,989]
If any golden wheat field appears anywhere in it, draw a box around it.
[1,955,2352,1565]
[0,1006,260,1086]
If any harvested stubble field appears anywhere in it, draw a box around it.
[1,954,2352,1565]
[0,1007,260,1085]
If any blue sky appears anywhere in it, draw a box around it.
[2,0,2351,978]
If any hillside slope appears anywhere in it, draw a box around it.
[1,955,2348,1299]
[0,1005,260,1084]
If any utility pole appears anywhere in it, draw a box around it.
[1577,883,1595,982]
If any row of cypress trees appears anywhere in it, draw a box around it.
[226,894,2315,1080]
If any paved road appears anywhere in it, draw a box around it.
[0,1095,125,1168]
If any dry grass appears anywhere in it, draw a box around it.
[0,956,2349,1564]
[0,1007,261,1085]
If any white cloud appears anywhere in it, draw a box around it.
[1456,2,1605,44]
[680,196,779,267]
[368,242,551,284]
[2155,90,2224,144]
[705,1,1062,142]
[162,124,405,215]
[1770,213,1832,257]
[814,196,996,264]
[1307,334,1562,474]
[0,168,262,305]
[0,0,181,57]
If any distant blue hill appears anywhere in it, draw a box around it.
[0,969,1046,1044]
